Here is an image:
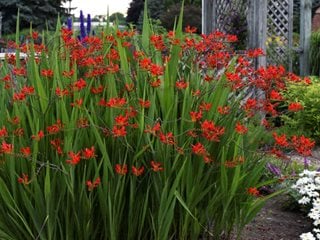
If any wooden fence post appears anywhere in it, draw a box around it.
[247,0,267,68]
[0,11,2,39]
[202,0,216,34]
[300,0,312,76]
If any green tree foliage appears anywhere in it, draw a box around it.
[160,3,201,33]
[126,0,144,25]
[109,12,126,24]
[0,0,68,35]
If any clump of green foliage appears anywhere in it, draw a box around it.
[280,76,320,142]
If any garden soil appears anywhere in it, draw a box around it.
[239,194,312,240]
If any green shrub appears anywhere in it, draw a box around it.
[280,76,320,141]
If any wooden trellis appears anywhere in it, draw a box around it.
[202,0,312,75]
[266,0,293,70]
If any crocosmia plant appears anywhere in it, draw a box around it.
[0,4,314,240]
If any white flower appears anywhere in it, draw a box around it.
[300,232,316,240]
[308,208,320,220]
[314,219,320,226]
[299,196,311,204]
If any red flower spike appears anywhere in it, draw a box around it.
[288,102,303,112]
[0,141,13,154]
[115,164,128,175]
[112,125,127,137]
[192,142,207,156]
[0,126,8,138]
[199,102,212,112]
[18,173,30,185]
[150,161,164,172]
[139,99,151,108]
[82,146,96,159]
[247,187,260,197]
[66,151,81,165]
[201,120,225,142]
[175,80,188,89]
[132,166,145,176]
[235,122,248,135]
[291,135,315,156]
[159,132,175,145]
[86,177,101,191]
[31,130,44,141]
[41,69,54,78]
[189,111,202,122]
[20,147,31,157]
[272,132,289,147]
[217,106,230,115]
[55,87,69,97]
[73,78,87,91]
[185,25,197,34]
[106,97,127,108]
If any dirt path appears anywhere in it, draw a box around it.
[240,195,312,240]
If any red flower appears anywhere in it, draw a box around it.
[159,132,175,145]
[86,177,101,191]
[47,120,63,134]
[243,98,257,112]
[145,122,161,135]
[217,106,230,115]
[269,90,283,101]
[175,80,188,89]
[112,125,127,137]
[139,99,151,108]
[288,102,303,112]
[21,86,35,95]
[150,161,163,172]
[82,146,96,159]
[189,111,202,122]
[235,122,248,135]
[31,130,44,141]
[199,102,212,112]
[41,69,54,77]
[115,115,129,126]
[203,155,213,164]
[13,92,26,101]
[132,166,145,176]
[272,132,289,147]
[291,135,315,156]
[247,187,260,196]
[149,79,161,88]
[115,164,128,175]
[18,173,30,185]
[32,31,39,40]
[0,126,8,138]
[0,141,13,154]
[106,97,127,108]
[70,98,83,107]
[90,85,104,94]
[149,63,163,76]
[66,151,81,165]
[139,57,151,70]
[185,25,197,33]
[201,120,225,142]
[192,142,207,156]
[20,147,31,157]
[13,67,27,76]
[73,78,87,91]
[55,87,69,97]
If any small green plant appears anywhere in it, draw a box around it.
[280,76,320,142]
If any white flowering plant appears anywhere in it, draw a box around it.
[292,170,320,239]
